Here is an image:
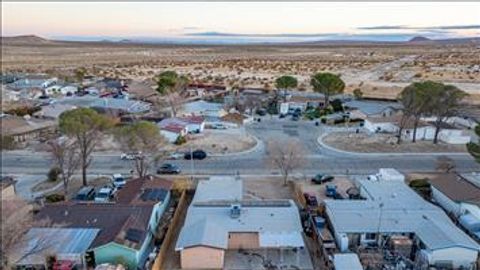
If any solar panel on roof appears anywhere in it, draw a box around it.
[141,188,168,202]
[125,228,144,243]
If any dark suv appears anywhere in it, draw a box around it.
[157,163,181,174]
[184,150,207,160]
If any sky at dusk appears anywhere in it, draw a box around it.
[2,2,480,42]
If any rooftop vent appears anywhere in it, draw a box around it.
[230,204,241,219]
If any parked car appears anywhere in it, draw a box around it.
[76,186,95,201]
[120,151,143,160]
[210,123,227,130]
[279,114,286,119]
[311,174,335,184]
[94,185,117,202]
[112,173,126,189]
[167,152,184,160]
[325,184,337,198]
[303,192,318,207]
[157,163,181,174]
[256,108,267,116]
[184,150,207,160]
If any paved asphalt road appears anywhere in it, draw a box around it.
[2,118,479,176]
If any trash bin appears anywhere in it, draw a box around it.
[315,121,319,126]
[356,129,359,133]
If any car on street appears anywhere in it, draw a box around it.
[112,173,126,189]
[256,108,267,116]
[303,192,318,207]
[157,163,181,174]
[291,115,300,121]
[184,149,207,160]
[167,152,184,160]
[120,151,143,160]
[210,123,227,129]
[94,185,117,202]
[311,174,335,184]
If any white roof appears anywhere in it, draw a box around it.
[176,177,304,250]
[334,253,363,270]
[326,179,480,251]
[180,100,223,114]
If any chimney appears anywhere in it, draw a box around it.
[230,204,241,219]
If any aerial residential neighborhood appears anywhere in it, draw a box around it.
[2,2,480,270]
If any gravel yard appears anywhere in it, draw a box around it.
[322,132,467,153]
[177,128,257,155]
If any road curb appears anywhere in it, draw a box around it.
[317,132,472,157]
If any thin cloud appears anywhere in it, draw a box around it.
[357,25,406,30]
[358,24,480,30]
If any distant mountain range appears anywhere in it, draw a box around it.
[2,34,480,46]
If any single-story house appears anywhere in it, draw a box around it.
[90,98,151,115]
[179,100,226,118]
[364,115,471,144]
[1,114,57,143]
[325,170,480,269]
[34,104,77,120]
[35,178,172,270]
[278,91,325,114]
[428,173,480,239]
[1,87,20,102]
[157,116,205,143]
[344,100,403,120]
[11,228,100,269]
[176,177,311,269]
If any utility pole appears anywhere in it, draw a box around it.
[190,146,194,181]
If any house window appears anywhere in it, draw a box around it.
[365,233,376,240]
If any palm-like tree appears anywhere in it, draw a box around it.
[310,72,345,108]
[275,75,298,101]
[155,71,189,117]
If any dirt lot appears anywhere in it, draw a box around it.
[243,177,295,200]
[322,132,468,153]
[176,128,257,155]
[298,176,355,203]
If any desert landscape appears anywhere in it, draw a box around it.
[2,35,480,104]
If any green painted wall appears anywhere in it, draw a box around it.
[94,242,138,269]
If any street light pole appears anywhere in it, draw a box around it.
[190,146,194,181]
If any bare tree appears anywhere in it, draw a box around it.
[267,140,305,185]
[114,121,167,178]
[48,138,80,199]
[59,108,112,186]
[1,200,53,268]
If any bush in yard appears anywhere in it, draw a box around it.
[330,99,344,112]
[409,178,431,199]
[45,193,65,203]
[353,88,363,99]
[174,135,186,145]
[47,167,62,182]
[1,136,16,150]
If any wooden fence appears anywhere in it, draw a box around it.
[151,190,189,270]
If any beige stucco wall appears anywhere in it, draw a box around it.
[1,185,16,200]
[227,232,260,249]
[180,246,224,269]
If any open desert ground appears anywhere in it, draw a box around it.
[2,36,480,103]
